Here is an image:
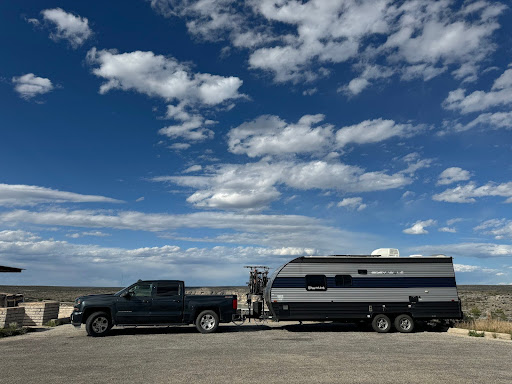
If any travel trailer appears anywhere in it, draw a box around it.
[263,248,463,333]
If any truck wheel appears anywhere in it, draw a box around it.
[195,310,219,334]
[86,311,112,337]
[394,314,414,333]
[372,314,391,333]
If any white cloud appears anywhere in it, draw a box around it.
[0,183,123,206]
[161,159,413,210]
[474,219,512,240]
[40,8,92,48]
[169,143,191,150]
[0,209,378,253]
[447,111,512,134]
[438,227,456,233]
[228,114,333,157]
[86,48,244,141]
[403,219,436,235]
[437,167,471,185]
[12,73,54,100]
[66,231,111,238]
[337,197,367,211]
[183,165,202,173]
[443,65,512,114]
[447,218,464,226]
[335,119,422,148]
[433,181,512,203]
[454,264,480,272]
[151,1,506,89]
[135,197,145,202]
[411,242,512,258]
[228,115,424,158]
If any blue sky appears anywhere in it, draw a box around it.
[1,0,512,286]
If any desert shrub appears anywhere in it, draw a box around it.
[469,307,482,318]
[0,323,28,338]
[45,319,58,327]
[468,330,485,337]
[491,309,507,321]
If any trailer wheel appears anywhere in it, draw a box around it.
[394,314,414,333]
[85,311,112,337]
[195,310,219,334]
[372,314,391,333]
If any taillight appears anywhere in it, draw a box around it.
[233,298,237,310]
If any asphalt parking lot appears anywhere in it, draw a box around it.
[1,322,511,384]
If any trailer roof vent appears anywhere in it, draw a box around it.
[371,248,399,257]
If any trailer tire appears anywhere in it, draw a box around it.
[372,314,391,333]
[195,310,219,334]
[394,314,414,333]
[85,311,112,337]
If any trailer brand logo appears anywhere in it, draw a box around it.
[370,271,404,275]
[307,285,327,291]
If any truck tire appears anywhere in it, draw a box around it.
[372,314,391,333]
[195,310,219,334]
[85,311,112,337]
[394,314,414,333]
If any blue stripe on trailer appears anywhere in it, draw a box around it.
[272,276,457,288]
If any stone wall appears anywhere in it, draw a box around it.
[19,301,60,326]
[58,305,74,320]
[0,307,25,328]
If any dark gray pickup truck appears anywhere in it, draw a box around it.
[71,280,237,336]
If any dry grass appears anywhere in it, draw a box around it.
[456,319,512,334]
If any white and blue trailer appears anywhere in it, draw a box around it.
[263,249,463,333]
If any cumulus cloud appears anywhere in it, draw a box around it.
[433,181,512,203]
[86,48,244,141]
[438,227,457,233]
[12,73,54,100]
[158,159,414,210]
[228,114,424,158]
[66,231,111,238]
[443,65,512,114]
[337,197,367,211]
[437,167,471,185]
[183,165,203,173]
[0,183,123,206]
[40,8,92,48]
[403,219,436,235]
[150,0,506,90]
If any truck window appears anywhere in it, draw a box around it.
[131,283,154,297]
[335,275,353,287]
[156,282,180,296]
[305,275,327,291]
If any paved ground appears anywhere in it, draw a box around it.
[1,322,511,384]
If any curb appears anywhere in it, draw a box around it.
[447,327,512,341]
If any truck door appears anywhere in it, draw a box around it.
[115,282,154,324]
[150,282,183,323]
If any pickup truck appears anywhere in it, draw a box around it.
[71,280,237,336]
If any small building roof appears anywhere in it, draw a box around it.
[0,265,24,273]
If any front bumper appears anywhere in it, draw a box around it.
[71,311,83,328]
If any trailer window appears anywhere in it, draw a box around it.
[335,275,353,287]
[305,275,327,291]
[358,269,367,275]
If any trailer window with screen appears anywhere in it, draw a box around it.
[305,275,327,291]
[335,275,353,287]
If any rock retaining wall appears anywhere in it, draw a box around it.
[18,302,60,326]
[0,307,25,328]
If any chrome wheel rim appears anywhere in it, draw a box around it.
[399,318,412,331]
[92,316,109,333]
[200,314,216,330]
[377,318,388,330]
